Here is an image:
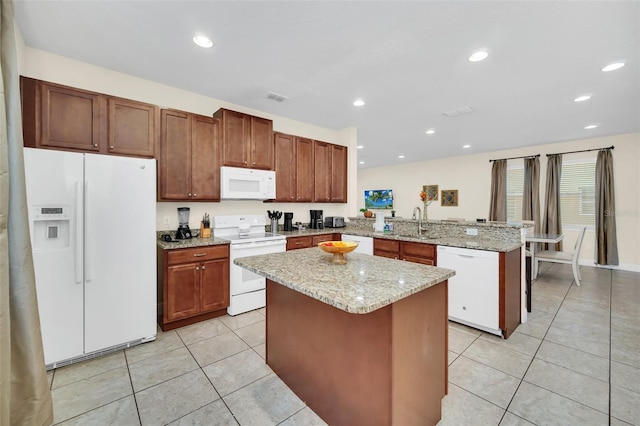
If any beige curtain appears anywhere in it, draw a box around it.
[488,159,506,221]
[542,154,562,251]
[0,2,54,425]
[522,157,540,233]
[595,149,618,265]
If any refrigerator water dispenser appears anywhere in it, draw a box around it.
[32,206,71,251]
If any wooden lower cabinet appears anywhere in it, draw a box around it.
[287,233,339,250]
[373,238,400,259]
[374,238,436,265]
[158,244,230,331]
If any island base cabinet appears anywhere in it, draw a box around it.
[266,279,448,426]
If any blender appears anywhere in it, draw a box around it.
[175,207,192,239]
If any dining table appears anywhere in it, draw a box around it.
[524,232,564,312]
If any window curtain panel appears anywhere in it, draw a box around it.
[0,1,54,425]
[542,154,562,251]
[522,157,541,232]
[488,159,507,221]
[595,149,618,265]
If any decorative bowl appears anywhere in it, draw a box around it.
[318,241,359,264]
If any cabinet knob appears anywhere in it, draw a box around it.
[93,143,98,147]
[110,145,114,149]
[244,161,248,165]
[193,193,197,197]
[201,265,205,269]
[188,193,192,197]
[195,266,199,271]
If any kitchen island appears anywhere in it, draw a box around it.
[235,248,455,426]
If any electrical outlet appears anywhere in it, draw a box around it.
[466,228,478,236]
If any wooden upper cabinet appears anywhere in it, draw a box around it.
[20,76,157,158]
[159,109,219,201]
[330,144,348,203]
[314,141,332,202]
[39,81,103,152]
[274,133,315,202]
[191,115,220,201]
[107,97,158,157]
[214,108,273,170]
[274,132,296,202]
[159,110,191,200]
[296,137,315,202]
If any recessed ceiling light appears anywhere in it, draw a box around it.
[574,95,591,102]
[584,124,598,130]
[425,129,436,135]
[398,155,405,159]
[357,145,364,149]
[353,99,365,107]
[462,144,471,149]
[469,51,488,62]
[602,62,625,72]
[359,161,365,164]
[193,35,213,48]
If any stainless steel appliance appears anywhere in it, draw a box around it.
[213,215,286,315]
[310,209,324,229]
[175,207,192,239]
[283,212,294,231]
[324,216,345,228]
[24,148,157,368]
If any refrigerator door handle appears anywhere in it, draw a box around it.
[84,180,93,282]
[75,180,83,284]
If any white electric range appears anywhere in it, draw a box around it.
[213,215,286,315]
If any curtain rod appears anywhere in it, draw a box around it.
[489,154,540,162]
[546,146,614,157]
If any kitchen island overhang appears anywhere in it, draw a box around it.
[235,248,455,426]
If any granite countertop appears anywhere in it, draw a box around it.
[278,228,521,252]
[157,236,230,250]
[234,248,455,314]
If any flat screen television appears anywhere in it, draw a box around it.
[364,189,393,210]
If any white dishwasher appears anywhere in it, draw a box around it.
[341,234,373,255]
[437,245,501,336]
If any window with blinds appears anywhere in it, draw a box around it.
[560,159,596,227]
[506,164,524,222]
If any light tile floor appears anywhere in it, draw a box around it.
[47,263,639,425]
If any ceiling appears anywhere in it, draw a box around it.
[13,1,640,169]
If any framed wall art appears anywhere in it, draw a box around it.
[423,184,439,201]
[441,189,458,207]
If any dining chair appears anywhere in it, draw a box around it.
[534,227,586,286]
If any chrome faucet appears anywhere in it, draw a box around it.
[412,206,421,220]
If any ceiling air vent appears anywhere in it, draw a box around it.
[266,92,288,103]
[443,106,473,117]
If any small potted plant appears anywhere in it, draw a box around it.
[360,208,373,218]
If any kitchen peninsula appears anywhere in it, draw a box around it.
[235,248,455,426]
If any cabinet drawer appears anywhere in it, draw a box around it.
[167,245,229,265]
[374,238,400,253]
[312,234,337,245]
[287,236,313,250]
[401,242,436,261]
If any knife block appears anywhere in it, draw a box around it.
[200,222,211,238]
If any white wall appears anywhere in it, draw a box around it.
[18,46,360,230]
[358,133,640,271]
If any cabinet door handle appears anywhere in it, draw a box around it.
[193,253,207,257]
[295,242,304,245]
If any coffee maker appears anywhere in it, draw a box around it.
[283,212,294,231]
[310,209,324,229]
[175,207,192,239]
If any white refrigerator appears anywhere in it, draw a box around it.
[24,148,157,367]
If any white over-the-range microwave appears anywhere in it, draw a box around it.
[220,166,276,200]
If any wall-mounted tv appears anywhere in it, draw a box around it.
[364,189,394,210]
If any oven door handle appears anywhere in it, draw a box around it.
[232,240,287,251]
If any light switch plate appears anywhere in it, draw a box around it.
[466,228,478,236]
